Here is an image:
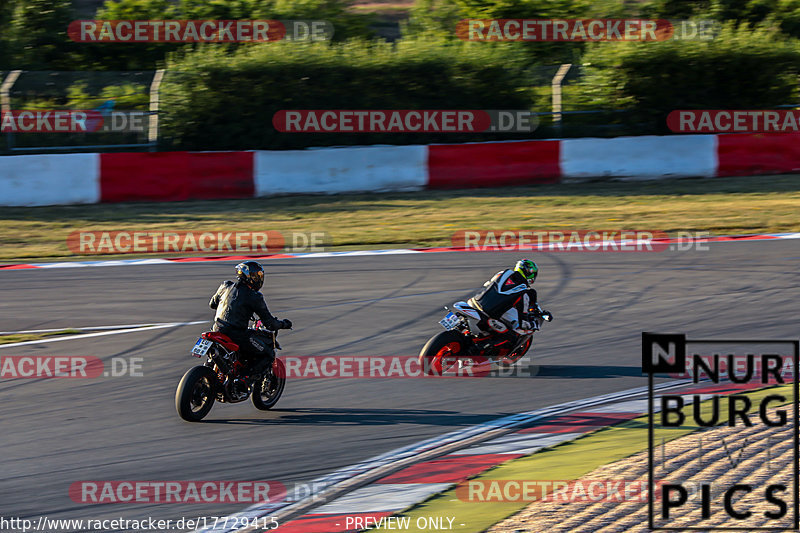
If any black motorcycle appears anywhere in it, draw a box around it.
[418,301,551,375]
[175,318,286,421]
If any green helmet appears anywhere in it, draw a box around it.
[514,259,538,283]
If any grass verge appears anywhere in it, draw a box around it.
[0,329,82,344]
[374,384,794,532]
[2,175,800,261]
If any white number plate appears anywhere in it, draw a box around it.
[439,312,460,330]
[191,338,213,357]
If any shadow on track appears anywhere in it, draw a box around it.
[532,364,643,379]
[201,407,501,427]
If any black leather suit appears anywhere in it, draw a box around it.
[209,280,283,366]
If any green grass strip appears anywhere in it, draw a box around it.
[374,384,795,532]
[2,175,800,260]
[0,329,82,345]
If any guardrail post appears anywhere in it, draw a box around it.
[148,69,165,151]
[1,70,23,153]
[551,64,571,137]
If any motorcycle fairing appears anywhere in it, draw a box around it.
[452,301,482,320]
[201,331,240,352]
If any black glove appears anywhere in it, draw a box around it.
[281,319,292,329]
[541,310,553,322]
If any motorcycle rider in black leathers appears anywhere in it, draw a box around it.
[467,259,552,343]
[209,261,292,375]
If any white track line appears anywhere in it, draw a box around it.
[0,321,207,349]
[0,321,207,336]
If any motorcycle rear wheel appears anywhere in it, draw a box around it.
[175,365,218,422]
[419,330,466,376]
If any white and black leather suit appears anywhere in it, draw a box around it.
[468,269,541,335]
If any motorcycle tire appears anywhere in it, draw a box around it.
[252,358,286,411]
[175,365,218,422]
[418,330,466,376]
[499,336,533,368]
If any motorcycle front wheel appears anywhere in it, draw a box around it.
[498,335,533,368]
[175,366,218,422]
[252,358,286,410]
[418,330,466,376]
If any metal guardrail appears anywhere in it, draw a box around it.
[2,66,799,154]
[0,70,163,154]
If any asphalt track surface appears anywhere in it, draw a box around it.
[1,242,799,529]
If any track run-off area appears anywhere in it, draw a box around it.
[1,240,798,529]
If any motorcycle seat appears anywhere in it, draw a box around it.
[201,331,239,352]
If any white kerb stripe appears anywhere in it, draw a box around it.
[561,135,717,180]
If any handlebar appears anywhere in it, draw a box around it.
[252,317,291,332]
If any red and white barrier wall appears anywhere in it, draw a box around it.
[560,135,717,180]
[0,153,100,205]
[1,133,799,206]
[254,145,428,195]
